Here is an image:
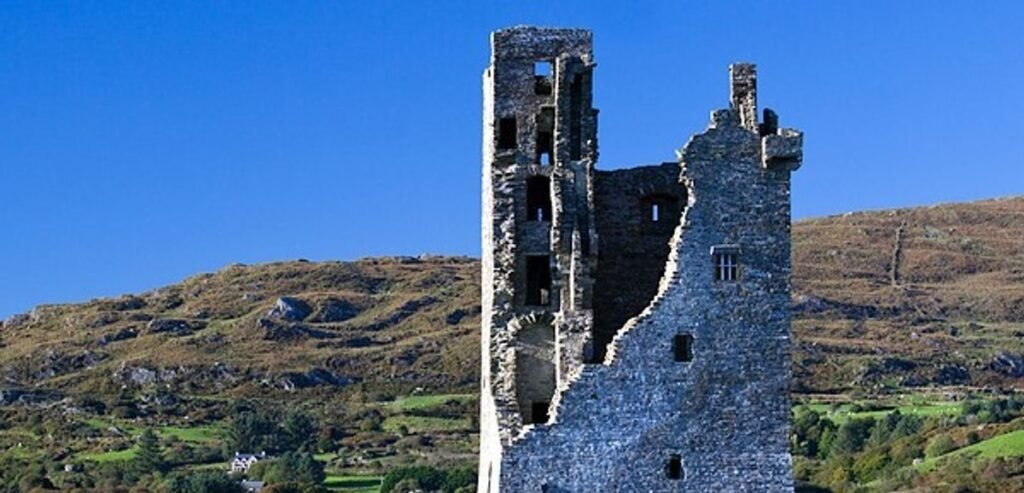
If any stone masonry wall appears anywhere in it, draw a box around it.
[481,26,804,493]
[592,164,684,360]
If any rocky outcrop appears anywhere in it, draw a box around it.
[991,352,1024,378]
[361,297,438,331]
[308,298,360,323]
[0,388,63,406]
[271,368,354,391]
[259,317,338,341]
[934,364,971,385]
[147,318,205,336]
[267,297,312,322]
[445,305,481,325]
[98,327,139,345]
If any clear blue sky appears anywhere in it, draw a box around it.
[1,1,1022,318]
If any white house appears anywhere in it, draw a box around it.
[230,451,266,473]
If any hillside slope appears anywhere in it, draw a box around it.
[1,197,1022,403]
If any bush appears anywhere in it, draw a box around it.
[165,471,243,493]
[925,433,956,458]
[380,465,475,493]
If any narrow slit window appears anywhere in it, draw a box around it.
[525,255,552,306]
[673,334,693,362]
[536,107,555,165]
[666,455,683,480]
[713,252,739,281]
[526,176,552,222]
[652,203,660,222]
[497,117,517,150]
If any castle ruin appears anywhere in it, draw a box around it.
[480,26,803,492]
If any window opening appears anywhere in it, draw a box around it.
[666,455,683,480]
[530,401,551,424]
[713,252,739,281]
[526,176,552,222]
[652,203,660,222]
[536,107,554,165]
[498,117,517,150]
[525,255,552,306]
[673,334,693,362]
[534,61,553,95]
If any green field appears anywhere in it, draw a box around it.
[78,447,137,463]
[158,425,224,443]
[919,429,1024,471]
[382,394,475,412]
[381,415,471,434]
[799,401,961,424]
[324,474,382,492]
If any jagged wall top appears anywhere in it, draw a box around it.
[490,26,593,64]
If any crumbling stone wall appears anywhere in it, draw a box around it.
[480,26,803,493]
[592,164,684,360]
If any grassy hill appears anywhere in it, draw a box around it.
[2,197,1023,402]
[1,196,1023,492]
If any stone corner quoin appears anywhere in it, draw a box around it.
[479,25,804,493]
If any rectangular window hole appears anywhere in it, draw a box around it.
[525,255,552,306]
[530,401,550,424]
[666,454,683,480]
[534,61,552,77]
[673,334,693,362]
[497,117,517,150]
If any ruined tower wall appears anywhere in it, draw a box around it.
[481,26,804,493]
[592,164,684,360]
[498,107,798,492]
[479,27,599,492]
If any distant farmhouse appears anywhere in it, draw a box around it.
[230,451,266,474]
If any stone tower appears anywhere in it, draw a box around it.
[480,26,803,492]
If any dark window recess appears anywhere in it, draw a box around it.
[666,455,683,480]
[536,107,554,165]
[498,117,517,150]
[535,61,553,95]
[525,255,552,306]
[673,334,693,362]
[569,72,583,160]
[530,401,550,424]
[713,252,739,281]
[526,176,552,222]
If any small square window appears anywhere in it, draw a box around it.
[713,252,739,281]
[534,61,552,77]
[673,334,693,362]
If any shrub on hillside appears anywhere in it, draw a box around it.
[380,465,475,493]
[925,433,956,458]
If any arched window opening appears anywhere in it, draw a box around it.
[515,323,556,425]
